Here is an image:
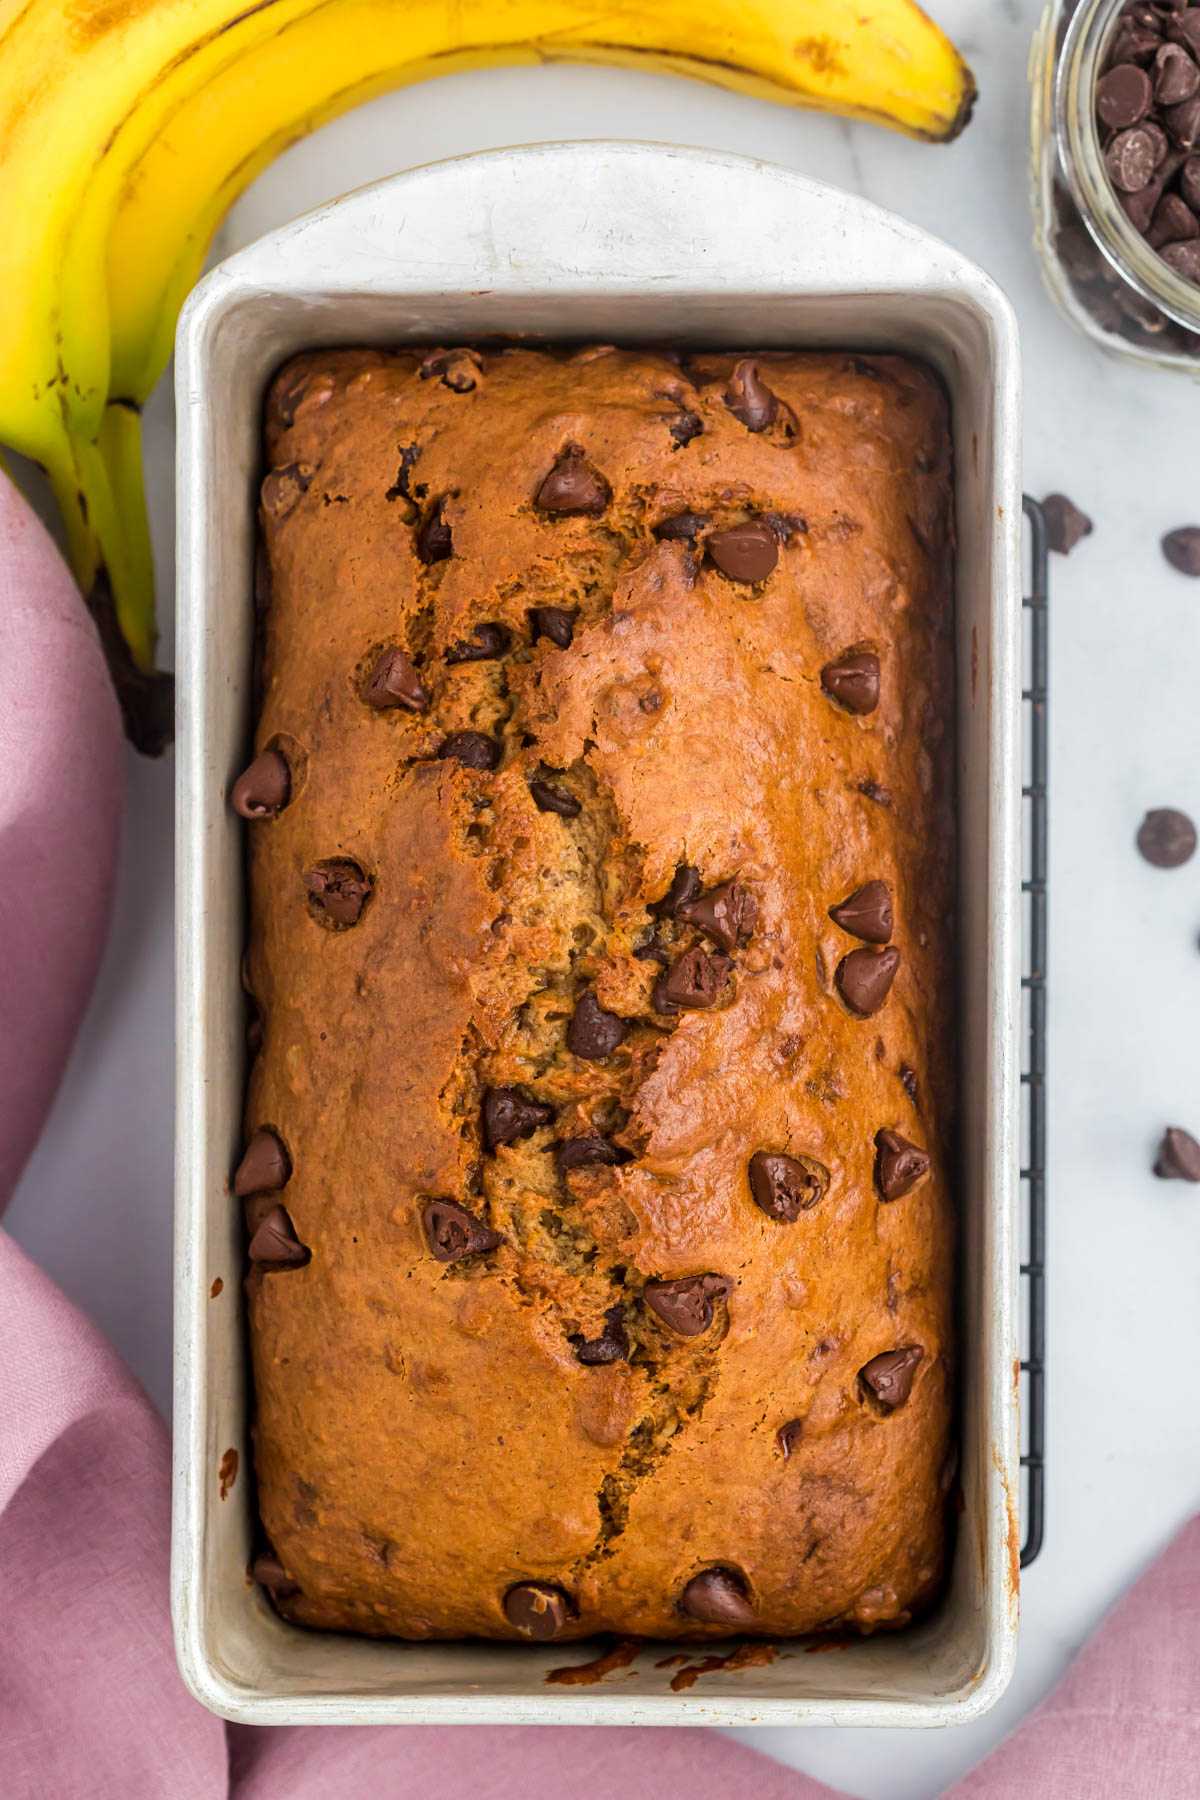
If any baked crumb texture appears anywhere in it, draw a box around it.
[241,345,956,1643]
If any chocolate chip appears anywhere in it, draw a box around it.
[231,747,290,819]
[1108,125,1160,189]
[445,623,508,663]
[1153,1125,1200,1180]
[1097,61,1154,127]
[821,650,880,715]
[653,948,731,1013]
[530,779,581,817]
[416,497,452,564]
[251,1552,301,1600]
[570,1303,629,1365]
[260,463,312,519]
[680,1567,756,1625]
[566,989,629,1059]
[438,731,501,770]
[535,445,608,515]
[503,1583,575,1640]
[233,1128,291,1197]
[776,1419,803,1459]
[765,511,807,543]
[706,521,778,584]
[1041,493,1094,555]
[385,444,420,503]
[725,359,778,431]
[859,1346,923,1412]
[677,878,757,953]
[364,646,430,712]
[857,778,891,806]
[422,1199,502,1262]
[526,605,577,650]
[875,1129,931,1201]
[248,1205,310,1267]
[836,945,901,1016]
[483,1087,554,1149]
[644,1273,731,1337]
[748,1151,829,1221]
[418,346,481,391]
[654,511,711,543]
[900,1064,920,1107]
[555,1135,626,1171]
[1161,234,1200,278]
[1172,12,1200,58]
[1156,41,1200,105]
[1182,154,1200,208]
[1136,807,1197,866]
[669,412,704,446]
[829,880,893,944]
[1162,525,1200,572]
[632,936,669,966]
[1120,174,1164,232]
[304,859,371,927]
[649,864,701,919]
[1164,92,1200,148]
[1148,192,1200,246]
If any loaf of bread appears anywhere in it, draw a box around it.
[233,344,956,1643]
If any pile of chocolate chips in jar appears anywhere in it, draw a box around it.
[1055,0,1200,353]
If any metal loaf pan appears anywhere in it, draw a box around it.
[174,141,1022,1727]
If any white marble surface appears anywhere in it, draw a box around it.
[9,1,1200,1792]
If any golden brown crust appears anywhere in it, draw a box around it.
[241,345,955,1642]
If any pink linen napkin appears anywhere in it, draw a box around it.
[1,465,1197,1799]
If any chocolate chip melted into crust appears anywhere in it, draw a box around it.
[248,346,956,1644]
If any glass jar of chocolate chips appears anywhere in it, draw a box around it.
[1032,0,1200,368]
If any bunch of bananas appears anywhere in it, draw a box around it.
[0,0,974,750]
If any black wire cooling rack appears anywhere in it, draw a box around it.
[1019,495,1048,1568]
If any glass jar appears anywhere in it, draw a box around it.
[1031,0,1200,370]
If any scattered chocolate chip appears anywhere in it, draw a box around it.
[251,1551,300,1600]
[363,646,430,712]
[644,1273,731,1337]
[418,346,481,391]
[231,747,290,819]
[1108,125,1160,190]
[875,1129,931,1201]
[529,605,577,648]
[483,1087,554,1149]
[233,1129,291,1197]
[900,1064,920,1107]
[1156,41,1200,106]
[776,1419,804,1459]
[632,937,670,966]
[668,412,704,446]
[555,1135,626,1171]
[1136,807,1197,866]
[567,989,629,1059]
[438,731,501,770]
[260,463,312,519]
[530,779,581,817]
[836,945,901,1016]
[748,1151,829,1221]
[570,1303,629,1365]
[859,1346,923,1412]
[535,445,608,515]
[416,497,452,564]
[504,1582,575,1640]
[1097,61,1154,128]
[248,1205,310,1267]
[1041,493,1094,555]
[1162,234,1200,278]
[821,650,880,715]
[677,878,757,953]
[1154,1125,1200,1181]
[765,511,807,543]
[385,444,420,503]
[445,622,508,663]
[725,359,778,431]
[654,511,711,543]
[653,948,731,1013]
[680,1567,756,1625]
[706,521,779,584]
[829,880,893,944]
[304,859,371,927]
[649,863,701,919]
[1162,525,1200,573]
[422,1199,502,1263]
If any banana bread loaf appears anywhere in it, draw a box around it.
[234,343,956,1643]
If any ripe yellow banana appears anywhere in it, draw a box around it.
[0,0,974,751]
